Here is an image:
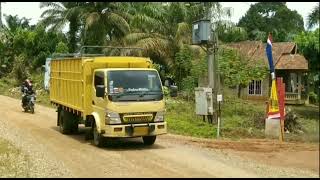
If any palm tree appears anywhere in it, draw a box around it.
[80,2,131,52]
[3,14,30,32]
[39,2,85,53]
[121,2,225,66]
[307,3,319,29]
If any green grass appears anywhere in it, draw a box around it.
[285,105,319,143]
[165,95,319,142]
[165,95,267,139]
[165,98,218,138]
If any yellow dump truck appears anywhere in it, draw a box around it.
[48,47,167,146]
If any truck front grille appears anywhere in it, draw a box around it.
[121,112,154,123]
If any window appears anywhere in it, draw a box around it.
[107,70,163,102]
[94,71,104,87]
[248,80,262,95]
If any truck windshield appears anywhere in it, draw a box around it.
[107,70,163,102]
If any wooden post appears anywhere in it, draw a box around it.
[282,82,285,138]
[298,73,301,100]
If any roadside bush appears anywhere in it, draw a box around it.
[163,86,169,96]
[9,54,30,85]
[285,107,302,133]
[309,91,318,104]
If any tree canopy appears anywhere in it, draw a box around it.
[307,3,319,29]
[238,2,304,42]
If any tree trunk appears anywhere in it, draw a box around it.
[68,16,79,53]
[237,85,242,98]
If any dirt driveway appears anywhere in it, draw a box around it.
[0,95,318,178]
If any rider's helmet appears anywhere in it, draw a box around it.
[25,79,32,87]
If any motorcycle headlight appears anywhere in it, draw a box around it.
[154,111,165,122]
[105,111,121,124]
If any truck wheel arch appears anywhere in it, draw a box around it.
[91,112,102,133]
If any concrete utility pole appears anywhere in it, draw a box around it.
[207,4,220,123]
[193,3,222,126]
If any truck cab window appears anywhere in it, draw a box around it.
[94,72,104,88]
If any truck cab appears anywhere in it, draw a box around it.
[91,68,166,146]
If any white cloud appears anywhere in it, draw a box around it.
[1,2,42,25]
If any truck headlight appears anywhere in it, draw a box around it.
[106,111,121,124]
[154,111,165,122]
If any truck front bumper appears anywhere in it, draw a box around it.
[101,122,167,137]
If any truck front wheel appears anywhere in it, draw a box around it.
[142,136,157,145]
[93,123,104,147]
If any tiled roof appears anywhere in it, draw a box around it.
[275,54,308,70]
[225,41,307,70]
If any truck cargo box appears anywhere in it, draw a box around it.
[50,56,152,117]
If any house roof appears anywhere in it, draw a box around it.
[225,41,308,70]
[276,54,308,70]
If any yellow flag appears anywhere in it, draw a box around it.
[269,79,279,113]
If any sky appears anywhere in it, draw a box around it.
[1,2,318,31]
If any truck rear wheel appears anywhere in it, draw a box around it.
[142,136,157,145]
[59,110,71,134]
[93,123,104,147]
[69,113,79,134]
[58,109,78,134]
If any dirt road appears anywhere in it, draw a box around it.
[0,95,318,177]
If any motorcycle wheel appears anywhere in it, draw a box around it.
[23,105,28,112]
[30,106,34,114]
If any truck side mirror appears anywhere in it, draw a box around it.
[96,85,105,98]
[169,85,178,97]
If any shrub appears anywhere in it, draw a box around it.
[285,107,302,133]
[309,91,318,104]
[163,86,169,96]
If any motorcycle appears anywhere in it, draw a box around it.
[22,87,36,114]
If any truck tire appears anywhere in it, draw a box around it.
[59,110,71,134]
[70,113,79,134]
[142,136,157,145]
[93,122,104,147]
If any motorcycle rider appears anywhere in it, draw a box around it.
[21,79,35,107]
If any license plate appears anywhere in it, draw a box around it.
[133,126,148,136]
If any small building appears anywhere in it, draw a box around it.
[225,41,309,104]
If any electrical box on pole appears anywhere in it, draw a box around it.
[192,20,211,45]
[195,87,214,115]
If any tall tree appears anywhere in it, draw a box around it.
[40,2,84,53]
[122,2,223,65]
[119,2,231,86]
[238,2,304,42]
[80,2,130,51]
[3,14,30,32]
[294,29,319,95]
[307,3,319,29]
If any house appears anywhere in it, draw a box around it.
[225,41,309,105]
